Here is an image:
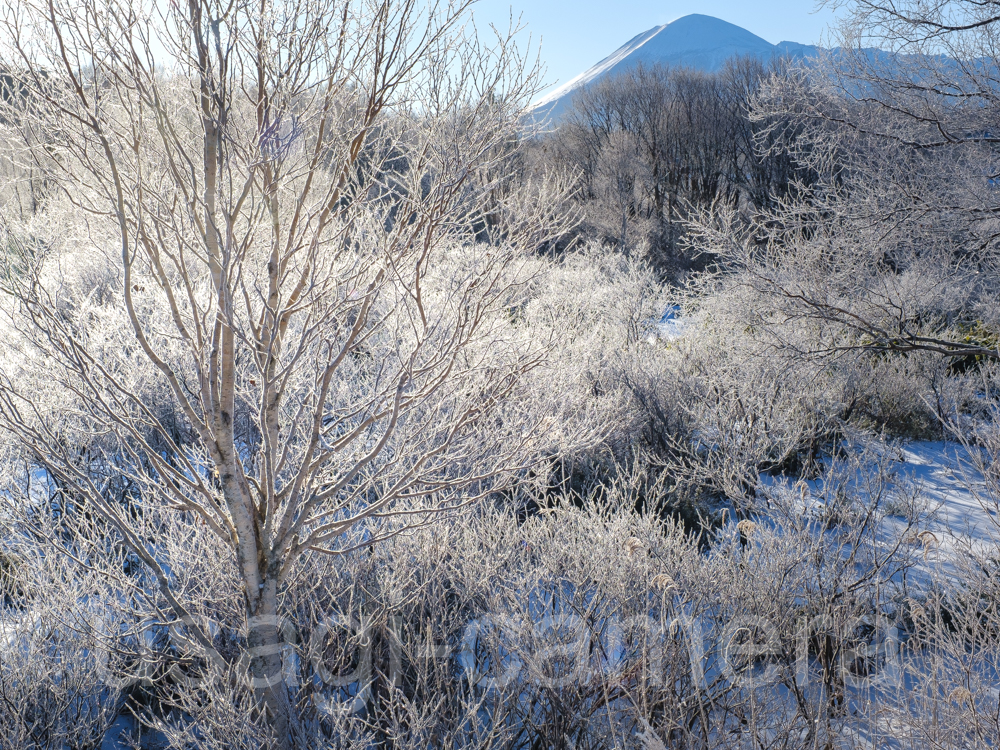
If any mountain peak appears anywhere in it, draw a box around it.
[531,16,809,123]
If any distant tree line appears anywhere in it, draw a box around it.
[532,56,817,275]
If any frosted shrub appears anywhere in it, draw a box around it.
[150,455,921,748]
[0,435,993,750]
[0,511,127,749]
[518,245,671,462]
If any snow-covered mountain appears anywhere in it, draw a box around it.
[531,14,817,122]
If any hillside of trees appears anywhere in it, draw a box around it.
[529,56,816,274]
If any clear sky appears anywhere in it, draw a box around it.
[468,0,839,97]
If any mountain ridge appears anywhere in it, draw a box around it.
[531,15,818,123]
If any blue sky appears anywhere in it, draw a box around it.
[468,0,838,97]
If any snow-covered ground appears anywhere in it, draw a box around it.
[759,439,997,591]
[102,716,138,750]
[896,441,996,558]
[867,441,993,583]
[645,304,692,343]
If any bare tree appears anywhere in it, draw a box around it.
[707,0,1000,365]
[0,0,574,744]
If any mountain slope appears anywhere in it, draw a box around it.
[531,15,813,123]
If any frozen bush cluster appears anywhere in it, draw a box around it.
[0,0,1000,746]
